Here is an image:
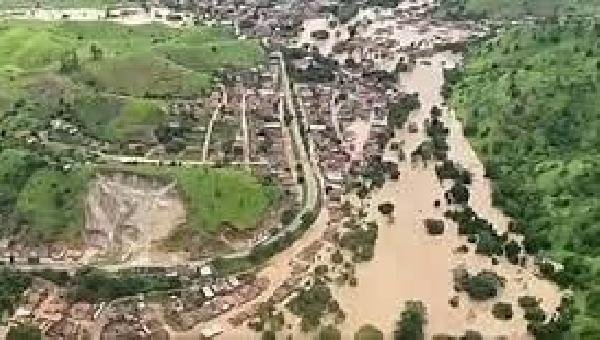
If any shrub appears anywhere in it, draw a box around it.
[287,283,333,331]
[424,219,445,235]
[261,330,276,340]
[319,325,342,340]
[432,335,456,340]
[459,330,482,340]
[6,324,41,340]
[586,288,600,318]
[466,272,501,300]
[518,296,539,309]
[524,307,546,323]
[355,324,383,340]
[492,302,513,320]
[331,250,344,264]
[377,202,395,215]
[394,300,427,340]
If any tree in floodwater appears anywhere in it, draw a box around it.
[378,202,395,223]
[394,300,427,340]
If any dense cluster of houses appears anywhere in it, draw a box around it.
[10,281,93,339]
[0,240,84,266]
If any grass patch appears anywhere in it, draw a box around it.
[16,166,92,242]
[436,0,600,19]
[0,0,121,8]
[100,165,280,232]
[0,20,262,97]
[0,20,263,143]
[108,98,165,142]
[80,53,212,98]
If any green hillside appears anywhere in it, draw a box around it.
[450,23,600,337]
[0,20,268,244]
[0,0,122,8]
[0,21,263,143]
[437,0,600,19]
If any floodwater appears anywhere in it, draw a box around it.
[331,53,561,339]
[295,7,476,72]
[183,8,559,340]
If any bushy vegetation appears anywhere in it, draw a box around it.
[389,93,420,129]
[16,167,92,241]
[450,22,600,337]
[491,302,513,320]
[0,269,31,317]
[68,268,181,302]
[318,325,342,340]
[394,300,427,340]
[6,323,42,340]
[0,0,121,8]
[436,0,600,19]
[0,148,92,242]
[423,219,445,235]
[339,221,378,263]
[287,281,338,332]
[355,324,384,340]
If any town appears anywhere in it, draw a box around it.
[0,0,593,339]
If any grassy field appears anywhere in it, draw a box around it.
[102,165,280,232]
[0,20,263,143]
[0,21,263,96]
[451,23,600,336]
[437,0,600,18]
[0,0,122,9]
[1,153,279,243]
[0,20,269,244]
[16,167,92,242]
[0,149,92,243]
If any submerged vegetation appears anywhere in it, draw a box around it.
[451,21,600,337]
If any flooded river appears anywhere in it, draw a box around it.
[330,52,561,339]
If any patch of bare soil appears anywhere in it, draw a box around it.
[85,172,186,265]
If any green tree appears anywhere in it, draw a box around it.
[0,269,31,316]
[394,300,427,340]
[355,324,383,340]
[466,272,501,300]
[90,43,103,61]
[261,330,276,340]
[318,325,342,340]
[7,323,42,340]
[492,302,513,320]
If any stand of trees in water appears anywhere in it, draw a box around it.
[450,21,600,337]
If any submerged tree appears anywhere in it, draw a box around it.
[394,300,427,340]
[377,202,395,223]
[355,324,384,340]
